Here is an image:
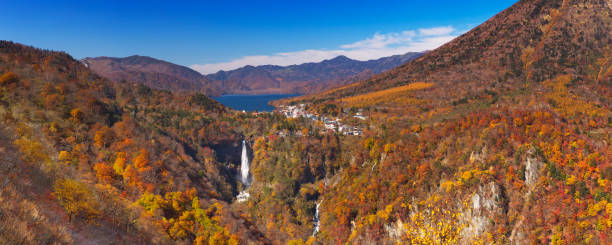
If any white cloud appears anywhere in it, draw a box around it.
[418,26,454,36]
[191,26,461,74]
[339,30,416,49]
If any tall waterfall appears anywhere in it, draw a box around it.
[312,200,322,236]
[240,140,250,186]
[236,140,251,202]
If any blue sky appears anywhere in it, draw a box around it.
[1,0,517,74]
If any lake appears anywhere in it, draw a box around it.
[213,94,300,112]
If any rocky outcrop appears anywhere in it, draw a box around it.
[460,182,504,243]
[384,219,405,241]
[469,147,487,164]
[524,146,544,190]
[509,146,546,243]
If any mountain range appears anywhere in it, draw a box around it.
[82,52,424,96]
[205,52,424,95]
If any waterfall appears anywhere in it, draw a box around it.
[236,140,251,202]
[240,140,250,186]
[312,200,322,236]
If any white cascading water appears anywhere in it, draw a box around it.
[236,140,251,202]
[312,200,322,236]
[240,140,250,186]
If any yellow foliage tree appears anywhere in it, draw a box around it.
[58,150,71,164]
[53,178,100,222]
[113,152,127,175]
[402,202,465,244]
[14,137,50,164]
[137,191,239,244]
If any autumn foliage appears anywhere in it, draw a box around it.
[53,178,100,222]
[0,0,611,242]
[0,71,18,86]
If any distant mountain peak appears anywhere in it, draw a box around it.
[330,55,351,61]
[322,55,354,64]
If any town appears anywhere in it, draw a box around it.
[276,104,365,136]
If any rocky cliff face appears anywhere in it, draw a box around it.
[460,182,505,243]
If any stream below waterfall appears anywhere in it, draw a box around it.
[312,200,322,236]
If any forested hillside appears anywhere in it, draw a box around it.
[0,41,264,244]
[0,40,363,244]
[276,0,612,243]
[0,0,611,244]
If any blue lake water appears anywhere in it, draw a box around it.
[213,94,300,112]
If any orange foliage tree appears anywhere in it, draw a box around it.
[94,162,114,185]
[0,71,18,86]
